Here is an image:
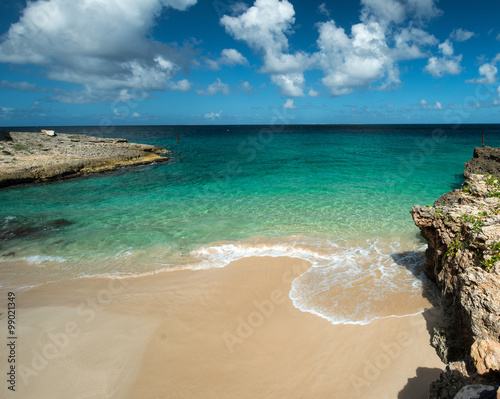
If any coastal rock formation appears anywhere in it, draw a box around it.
[464,146,500,178]
[0,131,12,141]
[411,148,500,397]
[0,132,169,188]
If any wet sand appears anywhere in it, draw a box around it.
[0,256,444,398]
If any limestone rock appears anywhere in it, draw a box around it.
[471,340,500,375]
[412,147,500,395]
[464,147,500,178]
[0,132,170,188]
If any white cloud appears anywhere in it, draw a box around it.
[392,28,438,59]
[204,110,222,119]
[438,40,454,56]
[205,59,220,70]
[270,73,305,97]
[318,3,331,18]
[206,49,249,70]
[220,49,249,66]
[221,0,295,58]
[0,80,47,92]
[420,99,444,110]
[315,20,400,96]
[168,79,192,91]
[360,0,442,25]
[424,40,462,77]
[221,0,308,97]
[221,0,442,98]
[283,99,296,109]
[360,0,406,25]
[450,28,476,42]
[0,0,197,102]
[131,112,140,117]
[497,33,500,41]
[308,89,320,97]
[196,78,230,95]
[466,63,498,85]
[314,0,439,96]
[238,81,254,94]
[0,106,14,114]
[48,87,150,104]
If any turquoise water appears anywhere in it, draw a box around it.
[1,124,499,322]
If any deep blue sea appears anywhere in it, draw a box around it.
[1,124,499,323]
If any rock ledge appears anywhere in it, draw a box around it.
[0,132,169,188]
[411,148,500,398]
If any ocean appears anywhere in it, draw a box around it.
[1,124,499,324]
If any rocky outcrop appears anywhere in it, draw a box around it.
[0,132,169,188]
[411,148,500,397]
[464,147,500,178]
[0,131,12,141]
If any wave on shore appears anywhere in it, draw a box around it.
[1,235,438,324]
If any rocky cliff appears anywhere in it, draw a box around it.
[0,132,169,188]
[411,147,500,398]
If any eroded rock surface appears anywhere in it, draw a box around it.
[412,148,500,396]
[0,132,169,187]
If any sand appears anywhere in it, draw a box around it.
[0,256,444,398]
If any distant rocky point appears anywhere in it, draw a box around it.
[464,146,500,178]
[0,131,169,188]
[412,147,500,398]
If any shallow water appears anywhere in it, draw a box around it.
[1,124,498,322]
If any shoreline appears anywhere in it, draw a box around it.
[0,131,169,188]
[0,256,444,398]
[0,235,437,326]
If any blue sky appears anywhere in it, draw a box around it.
[0,0,499,126]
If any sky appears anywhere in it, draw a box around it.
[0,0,499,126]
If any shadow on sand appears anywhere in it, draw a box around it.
[398,367,443,399]
[390,250,441,309]
[390,248,446,398]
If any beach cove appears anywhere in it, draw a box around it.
[1,124,500,397]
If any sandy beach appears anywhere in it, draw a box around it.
[1,256,444,398]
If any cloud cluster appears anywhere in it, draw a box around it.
[221,0,309,97]
[315,20,397,96]
[206,48,249,70]
[0,0,197,103]
[0,80,47,92]
[222,0,445,98]
[420,99,443,110]
[424,40,462,77]
[0,0,478,107]
[450,28,476,42]
[467,55,500,105]
[196,78,230,95]
[204,110,222,119]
